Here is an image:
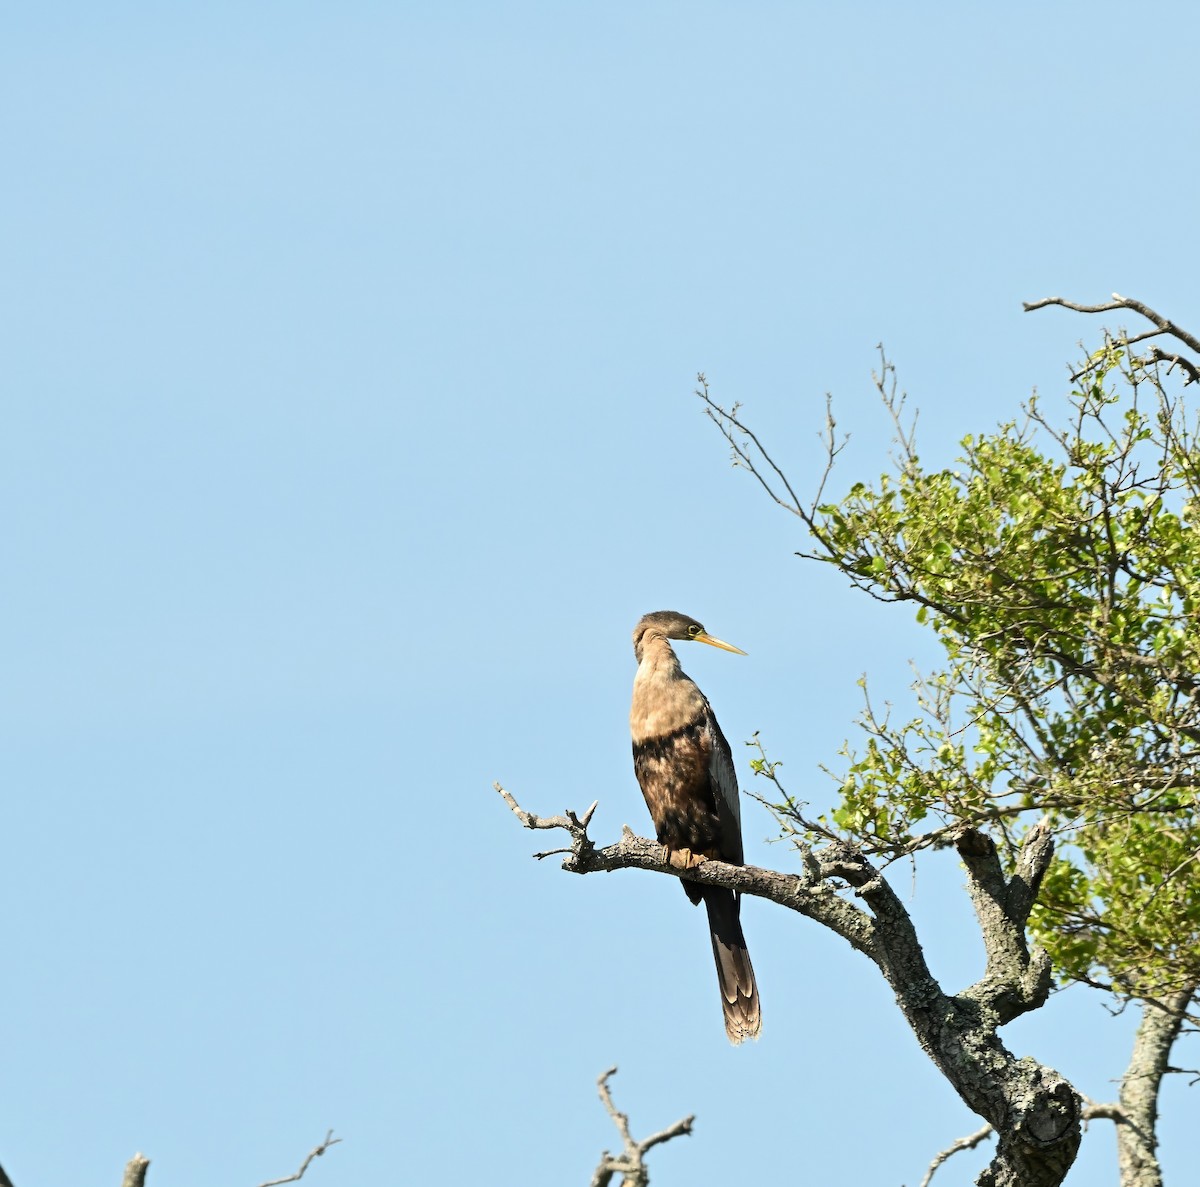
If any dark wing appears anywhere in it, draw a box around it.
[632,719,721,857]
[701,698,743,866]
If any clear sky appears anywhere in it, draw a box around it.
[4,3,1199,1185]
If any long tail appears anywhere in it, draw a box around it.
[703,887,761,1043]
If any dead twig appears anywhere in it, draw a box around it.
[589,1067,693,1187]
[255,1132,342,1187]
[1165,1065,1200,1086]
[495,782,598,859]
[916,1123,993,1187]
[121,1156,150,1187]
[1081,1099,1125,1123]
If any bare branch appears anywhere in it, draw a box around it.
[120,1152,150,1185]
[496,783,601,860]
[1024,294,1200,384]
[695,376,810,521]
[917,1123,994,1187]
[1025,296,1133,315]
[1164,1065,1200,1086]
[496,783,878,958]
[1143,346,1200,386]
[255,1132,342,1187]
[589,1067,693,1187]
[1110,294,1200,356]
[121,1156,150,1187]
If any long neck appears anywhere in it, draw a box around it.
[631,632,703,743]
[634,628,681,672]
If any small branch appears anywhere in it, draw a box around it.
[121,1156,150,1187]
[1024,296,1132,316]
[255,1132,342,1187]
[589,1067,693,1187]
[1165,1065,1200,1086]
[1024,295,1200,384]
[743,734,842,845]
[1142,346,1200,386]
[694,375,811,521]
[917,1123,993,1187]
[496,782,879,959]
[496,783,599,859]
[1007,817,1055,924]
[1081,1100,1125,1123]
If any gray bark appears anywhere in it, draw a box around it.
[861,824,1081,1187]
[502,787,1085,1187]
[588,1067,693,1187]
[121,1157,150,1187]
[1112,988,1196,1187]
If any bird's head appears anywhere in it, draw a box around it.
[633,610,747,661]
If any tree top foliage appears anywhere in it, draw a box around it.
[701,305,1200,1005]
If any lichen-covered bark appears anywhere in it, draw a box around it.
[506,790,1086,1187]
[848,827,1081,1186]
[974,1061,1079,1187]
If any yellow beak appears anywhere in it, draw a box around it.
[695,632,747,656]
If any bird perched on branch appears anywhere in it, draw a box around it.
[630,610,761,1043]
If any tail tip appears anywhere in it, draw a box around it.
[724,1003,762,1045]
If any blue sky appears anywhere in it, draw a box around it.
[4,3,1199,1184]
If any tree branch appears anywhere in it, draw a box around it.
[1113,988,1198,1187]
[917,1123,994,1187]
[1081,1099,1125,1123]
[121,1156,150,1187]
[499,784,1082,1186]
[113,1136,341,1187]
[1141,347,1200,386]
[589,1067,693,1187]
[1024,295,1200,384]
[495,783,877,957]
[494,784,599,859]
[956,821,1054,1023]
[255,1132,342,1187]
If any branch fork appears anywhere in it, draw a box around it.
[1024,294,1200,384]
[956,820,1055,1022]
[589,1067,693,1187]
[497,782,1084,1185]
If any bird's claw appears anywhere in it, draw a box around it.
[664,846,707,871]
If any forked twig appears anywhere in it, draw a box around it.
[589,1067,693,1187]
[255,1132,342,1187]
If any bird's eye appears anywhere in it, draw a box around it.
[688,624,702,636]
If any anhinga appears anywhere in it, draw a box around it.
[630,610,761,1043]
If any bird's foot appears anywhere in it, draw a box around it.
[664,846,707,871]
